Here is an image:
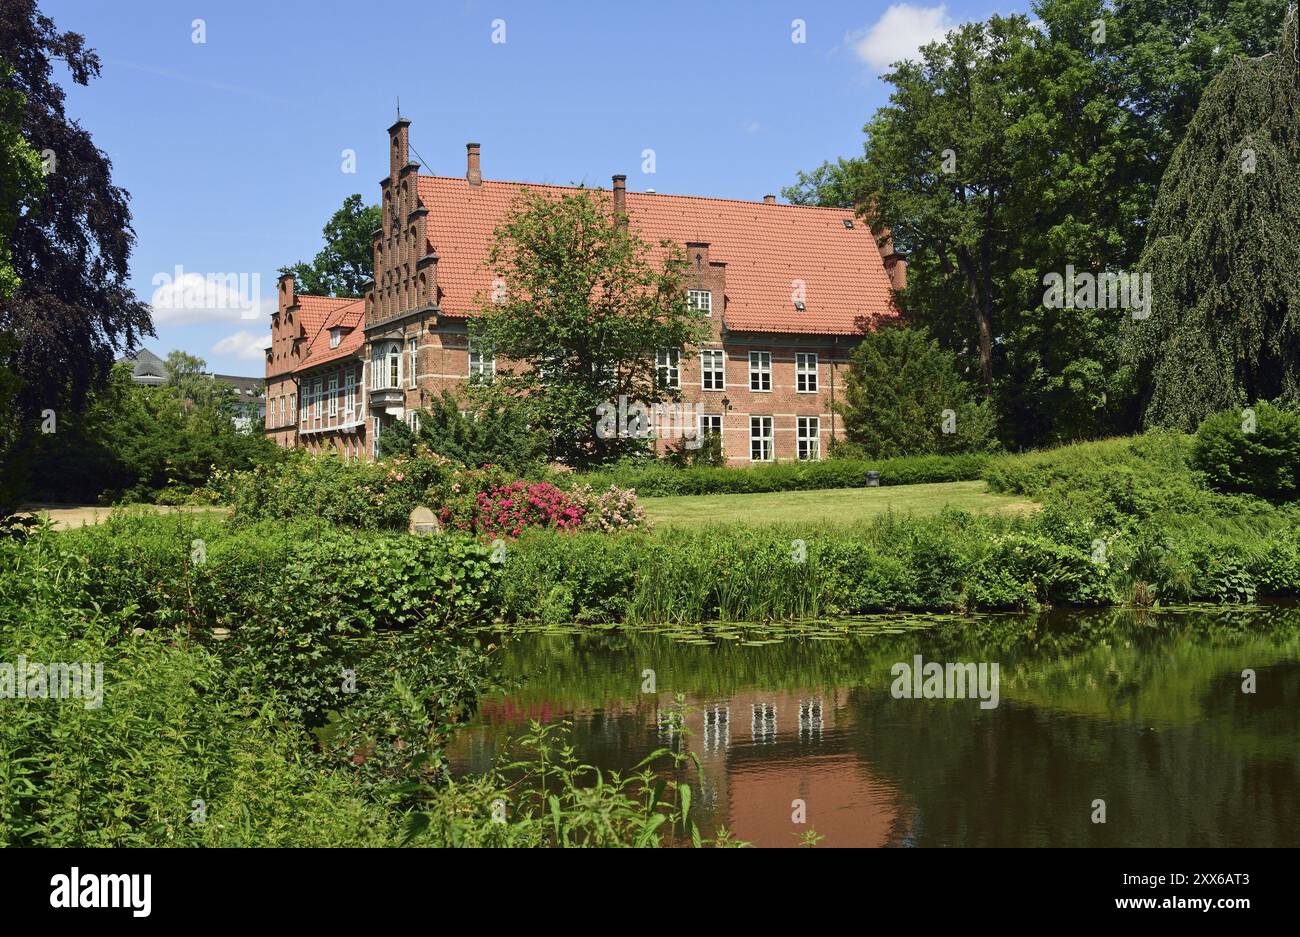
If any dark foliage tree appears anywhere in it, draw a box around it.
[0,0,153,414]
[1,1,152,509]
[1123,10,1300,429]
[411,389,549,472]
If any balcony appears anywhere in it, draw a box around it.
[368,387,405,416]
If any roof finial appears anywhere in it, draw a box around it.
[396,96,402,119]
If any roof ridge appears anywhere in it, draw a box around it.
[417,174,863,213]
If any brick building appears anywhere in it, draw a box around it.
[265,119,904,463]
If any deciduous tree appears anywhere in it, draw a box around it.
[471,187,708,466]
[280,194,381,298]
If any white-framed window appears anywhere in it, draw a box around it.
[468,336,495,382]
[700,349,725,390]
[344,367,357,415]
[538,350,564,385]
[798,697,824,741]
[699,413,723,440]
[656,349,680,389]
[749,351,771,392]
[687,289,712,317]
[751,702,776,744]
[703,706,730,753]
[797,416,820,461]
[327,374,338,417]
[371,416,381,459]
[406,338,418,388]
[329,327,341,349]
[371,341,401,390]
[406,410,421,432]
[750,415,773,462]
[796,352,818,393]
[312,380,322,418]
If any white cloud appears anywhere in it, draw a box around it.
[211,329,271,362]
[150,268,266,325]
[850,4,957,70]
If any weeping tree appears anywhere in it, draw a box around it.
[1123,9,1300,429]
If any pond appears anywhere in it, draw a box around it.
[448,606,1300,847]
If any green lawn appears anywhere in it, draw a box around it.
[640,480,1036,528]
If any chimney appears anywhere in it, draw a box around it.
[388,118,411,182]
[466,143,482,186]
[686,241,710,272]
[612,174,627,229]
[873,222,908,291]
[763,194,776,204]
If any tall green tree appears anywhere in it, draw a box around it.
[788,0,1291,448]
[0,63,42,301]
[280,194,380,297]
[1122,10,1300,429]
[471,187,708,467]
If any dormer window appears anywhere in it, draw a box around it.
[329,327,342,349]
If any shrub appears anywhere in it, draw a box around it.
[579,452,989,497]
[437,477,586,537]
[572,484,645,532]
[837,325,1000,457]
[54,514,501,726]
[211,450,453,530]
[0,529,402,846]
[1193,401,1300,501]
[413,389,550,473]
[983,431,1227,521]
[664,432,726,467]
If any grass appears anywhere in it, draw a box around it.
[640,480,1036,528]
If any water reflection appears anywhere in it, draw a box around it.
[448,607,1300,847]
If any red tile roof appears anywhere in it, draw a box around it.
[292,294,356,340]
[295,296,365,372]
[416,175,898,335]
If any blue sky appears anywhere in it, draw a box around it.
[43,0,1029,376]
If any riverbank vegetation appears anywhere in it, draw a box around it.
[0,516,731,847]
[6,413,1300,846]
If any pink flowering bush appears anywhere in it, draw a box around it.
[435,466,586,537]
[440,480,586,537]
[569,484,646,533]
